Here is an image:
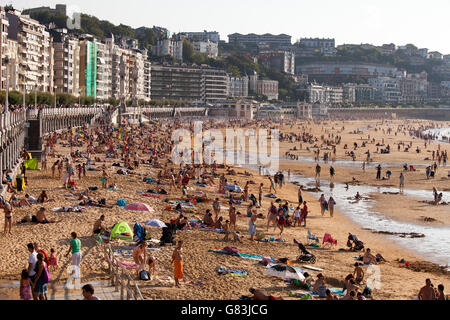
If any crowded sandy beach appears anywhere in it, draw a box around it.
[0,114,448,301]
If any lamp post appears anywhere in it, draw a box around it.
[3,57,9,113]
[78,89,81,107]
[34,85,37,107]
[54,85,57,107]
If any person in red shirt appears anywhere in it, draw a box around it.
[299,202,308,227]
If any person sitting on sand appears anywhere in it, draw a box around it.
[355,192,362,200]
[363,248,378,265]
[353,263,365,284]
[312,273,328,298]
[437,284,447,300]
[34,207,55,224]
[214,217,224,229]
[93,215,107,235]
[10,192,32,208]
[203,210,214,227]
[342,290,356,300]
[25,194,38,204]
[37,191,53,204]
[418,279,436,300]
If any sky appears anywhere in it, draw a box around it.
[2,0,450,54]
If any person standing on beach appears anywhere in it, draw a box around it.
[229,203,237,231]
[66,232,81,274]
[248,212,257,241]
[298,187,303,205]
[258,183,263,207]
[418,279,436,300]
[376,165,382,180]
[1,198,13,235]
[399,173,405,193]
[172,240,184,287]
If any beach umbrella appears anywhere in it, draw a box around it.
[144,219,167,228]
[125,203,155,212]
[265,264,305,281]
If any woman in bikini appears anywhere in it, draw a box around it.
[2,199,13,235]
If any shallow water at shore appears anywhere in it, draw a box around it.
[424,127,450,143]
[232,151,450,267]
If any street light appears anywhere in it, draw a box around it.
[54,86,57,107]
[78,89,81,107]
[3,57,9,113]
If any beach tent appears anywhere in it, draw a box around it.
[265,264,305,281]
[125,203,154,212]
[24,158,39,170]
[110,221,133,241]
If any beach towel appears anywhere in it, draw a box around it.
[209,249,276,262]
[265,193,277,198]
[216,267,248,277]
[174,260,184,280]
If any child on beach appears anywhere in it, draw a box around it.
[19,269,32,300]
[48,248,58,271]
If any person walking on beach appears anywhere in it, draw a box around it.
[66,232,81,274]
[328,197,336,217]
[31,253,49,300]
[132,241,147,277]
[376,164,382,180]
[172,240,184,288]
[269,176,276,194]
[329,166,335,181]
[399,173,405,193]
[315,164,321,179]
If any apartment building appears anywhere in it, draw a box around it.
[79,39,97,98]
[228,76,249,98]
[397,72,428,104]
[368,77,401,103]
[258,50,295,74]
[249,72,279,100]
[192,40,218,58]
[342,84,356,104]
[151,64,205,103]
[179,31,220,43]
[51,29,80,96]
[143,60,151,102]
[228,33,292,49]
[152,38,183,61]
[6,9,54,93]
[203,67,228,103]
[300,38,336,56]
[355,84,377,103]
[0,6,10,90]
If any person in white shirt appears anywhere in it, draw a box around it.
[27,243,38,282]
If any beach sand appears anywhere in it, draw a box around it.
[0,118,448,300]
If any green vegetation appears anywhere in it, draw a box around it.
[0,91,99,106]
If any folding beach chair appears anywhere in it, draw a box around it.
[306,230,320,245]
[322,233,338,248]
